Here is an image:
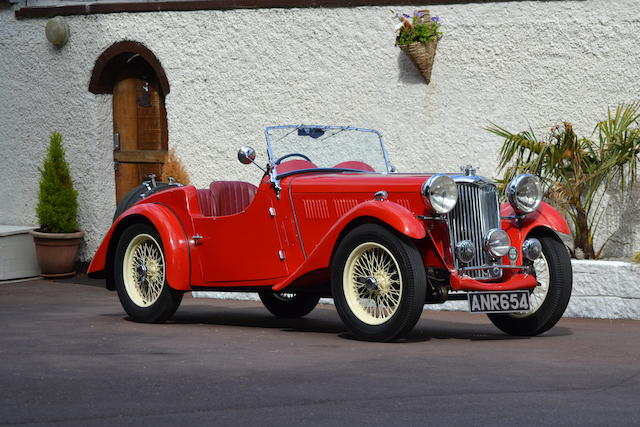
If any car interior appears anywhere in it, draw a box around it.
[195,160,375,217]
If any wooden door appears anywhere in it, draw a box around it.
[113,64,168,204]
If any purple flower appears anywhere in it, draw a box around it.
[414,11,424,17]
[403,13,411,18]
[431,16,441,22]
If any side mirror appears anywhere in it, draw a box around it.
[237,146,256,165]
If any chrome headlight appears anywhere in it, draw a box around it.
[484,228,511,257]
[422,175,458,214]
[506,174,542,214]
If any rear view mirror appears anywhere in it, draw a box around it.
[297,127,325,139]
[237,146,256,165]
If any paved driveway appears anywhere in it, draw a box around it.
[1,280,639,426]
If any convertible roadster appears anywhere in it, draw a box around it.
[89,125,573,342]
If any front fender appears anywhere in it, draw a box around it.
[501,201,571,244]
[273,200,425,291]
[338,200,427,240]
[88,203,191,291]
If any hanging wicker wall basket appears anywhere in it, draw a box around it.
[399,39,438,84]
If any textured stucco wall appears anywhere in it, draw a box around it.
[1,0,640,260]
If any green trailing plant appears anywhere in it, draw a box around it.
[36,132,79,233]
[488,102,640,259]
[395,10,442,46]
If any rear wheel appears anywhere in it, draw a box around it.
[258,291,320,318]
[488,234,572,336]
[331,224,426,342]
[114,223,183,323]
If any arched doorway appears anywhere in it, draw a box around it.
[89,41,170,204]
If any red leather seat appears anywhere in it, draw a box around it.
[333,161,375,172]
[277,159,318,174]
[197,181,258,216]
[197,189,215,216]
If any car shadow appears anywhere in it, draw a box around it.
[340,322,571,344]
[168,305,346,335]
[407,320,572,342]
[138,303,573,343]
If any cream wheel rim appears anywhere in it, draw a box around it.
[123,233,165,307]
[343,242,403,325]
[512,252,550,318]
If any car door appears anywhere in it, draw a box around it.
[191,188,289,284]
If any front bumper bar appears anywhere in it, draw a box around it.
[450,270,538,292]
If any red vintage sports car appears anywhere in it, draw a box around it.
[89,125,573,342]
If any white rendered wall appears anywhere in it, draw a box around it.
[1,1,640,260]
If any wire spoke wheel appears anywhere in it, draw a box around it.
[272,292,296,302]
[115,223,183,323]
[343,242,403,325]
[258,290,320,318]
[487,235,572,336]
[331,224,426,342]
[123,233,166,307]
[511,252,550,318]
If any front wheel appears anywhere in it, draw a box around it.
[488,234,572,336]
[258,291,320,318]
[331,224,426,342]
[114,223,183,323]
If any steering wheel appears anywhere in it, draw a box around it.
[274,153,312,165]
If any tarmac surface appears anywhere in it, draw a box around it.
[1,279,639,426]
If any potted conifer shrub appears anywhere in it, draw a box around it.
[30,132,84,277]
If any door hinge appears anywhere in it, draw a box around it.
[113,133,120,151]
[113,160,119,173]
[269,207,276,217]
[278,250,285,260]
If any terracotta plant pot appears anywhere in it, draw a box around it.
[30,230,84,278]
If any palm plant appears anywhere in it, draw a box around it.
[487,103,640,259]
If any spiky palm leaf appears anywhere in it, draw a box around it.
[487,103,640,259]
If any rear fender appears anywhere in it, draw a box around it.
[273,200,425,291]
[87,203,191,291]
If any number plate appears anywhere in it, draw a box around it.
[468,290,530,314]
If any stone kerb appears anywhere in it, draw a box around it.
[193,260,640,320]
[422,260,640,320]
[564,260,640,320]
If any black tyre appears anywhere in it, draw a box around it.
[331,223,427,342]
[113,183,171,222]
[488,234,572,336]
[114,222,183,323]
[258,291,321,318]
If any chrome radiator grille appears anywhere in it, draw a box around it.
[448,182,501,279]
